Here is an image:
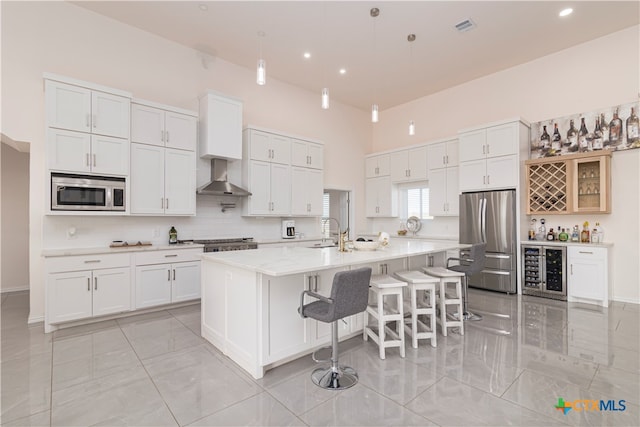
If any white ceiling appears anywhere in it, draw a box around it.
[73,1,639,111]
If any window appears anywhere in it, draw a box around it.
[321,192,330,238]
[403,184,431,219]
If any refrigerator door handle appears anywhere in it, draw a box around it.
[477,198,483,242]
[481,198,487,242]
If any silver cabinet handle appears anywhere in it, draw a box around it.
[160,130,164,142]
[166,198,169,209]
[161,198,164,209]
[166,131,170,143]
[482,145,485,155]
[93,154,96,167]
[578,251,593,254]
[571,264,573,275]
[92,115,97,128]
[486,144,490,154]
[446,154,449,164]
[87,278,91,291]
[164,254,178,258]
[483,176,486,184]
[168,269,171,281]
[86,153,90,167]
[94,277,97,290]
[173,269,176,281]
[443,155,446,165]
[487,175,490,185]
[84,260,101,264]
[375,166,379,175]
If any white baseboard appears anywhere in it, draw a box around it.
[612,296,640,305]
[28,315,44,324]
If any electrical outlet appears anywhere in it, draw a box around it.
[152,228,160,238]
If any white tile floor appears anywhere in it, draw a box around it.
[1,289,638,426]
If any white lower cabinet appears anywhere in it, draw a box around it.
[135,249,202,309]
[568,246,609,306]
[46,253,132,328]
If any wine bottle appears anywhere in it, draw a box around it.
[540,125,550,151]
[627,107,639,147]
[552,123,562,151]
[593,117,603,150]
[578,117,589,152]
[600,113,610,147]
[566,119,578,150]
[609,108,623,146]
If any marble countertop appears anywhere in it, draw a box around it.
[201,240,466,276]
[256,236,325,244]
[520,240,613,248]
[42,243,204,257]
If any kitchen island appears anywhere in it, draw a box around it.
[200,240,464,379]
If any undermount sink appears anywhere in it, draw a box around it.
[308,242,337,248]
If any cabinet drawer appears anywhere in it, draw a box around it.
[568,246,606,260]
[47,253,131,273]
[135,248,202,265]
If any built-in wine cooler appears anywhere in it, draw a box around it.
[521,245,567,300]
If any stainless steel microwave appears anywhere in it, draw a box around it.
[51,173,125,211]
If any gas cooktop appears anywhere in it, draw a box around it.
[179,238,257,252]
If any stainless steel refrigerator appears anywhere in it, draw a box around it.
[459,189,517,293]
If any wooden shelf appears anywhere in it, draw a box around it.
[526,151,611,215]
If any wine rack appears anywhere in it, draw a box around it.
[526,160,569,214]
[526,151,611,215]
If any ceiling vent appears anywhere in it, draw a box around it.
[455,18,476,33]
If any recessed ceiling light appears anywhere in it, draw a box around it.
[303,52,311,59]
[198,4,208,11]
[559,8,573,17]
[339,68,347,75]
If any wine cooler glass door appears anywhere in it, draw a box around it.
[543,247,567,296]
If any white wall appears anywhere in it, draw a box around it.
[1,143,30,292]
[0,2,371,322]
[370,25,640,303]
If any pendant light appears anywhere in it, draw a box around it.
[370,8,380,123]
[256,31,266,86]
[407,33,416,135]
[320,4,329,109]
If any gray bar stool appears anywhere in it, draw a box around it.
[299,267,372,390]
[446,242,487,321]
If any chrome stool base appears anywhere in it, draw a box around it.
[311,365,358,390]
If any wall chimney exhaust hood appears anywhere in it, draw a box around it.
[197,158,251,196]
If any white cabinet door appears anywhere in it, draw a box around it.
[270,135,291,165]
[459,129,486,162]
[48,129,91,173]
[172,261,201,302]
[247,160,272,215]
[427,142,447,171]
[446,166,460,215]
[164,148,195,215]
[131,104,164,147]
[428,168,447,216]
[486,123,518,158]
[91,91,130,138]
[307,143,323,169]
[249,130,272,162]
[165,112,197,151]
[199,94,242,160]
[390,150,409,182]
[291,139,308,167]
[291,167,323,216]
[486,155,517,189]
[263,274,310,364]
[136,264,172,308]
[447,139,460,167]
[91,135,129,176]
[408,146,428,181]
[459,159,487,192]
[46,80,92,133]
[366,176,397,217]
[365,154,390,178]
[48,270,93,323]
[568,247,606,302]
[92,267,131,317]
[270,163,291,215]
[130,143,165,214]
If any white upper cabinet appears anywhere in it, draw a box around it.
[365,176,397,217]
[291,139,323,169]
[427,139,459,170]
[458,120,528,192]
[46,80,130,139]
[390,146,428,183]
[48,129,129,176]
[428,166,459,216]
[248,130,291,165]
[131,102,197,152]
[365,154,390,178]
[291,167,323,216]
[459,122,519,163]
[199,92,243,160]
[164,148,196,215]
